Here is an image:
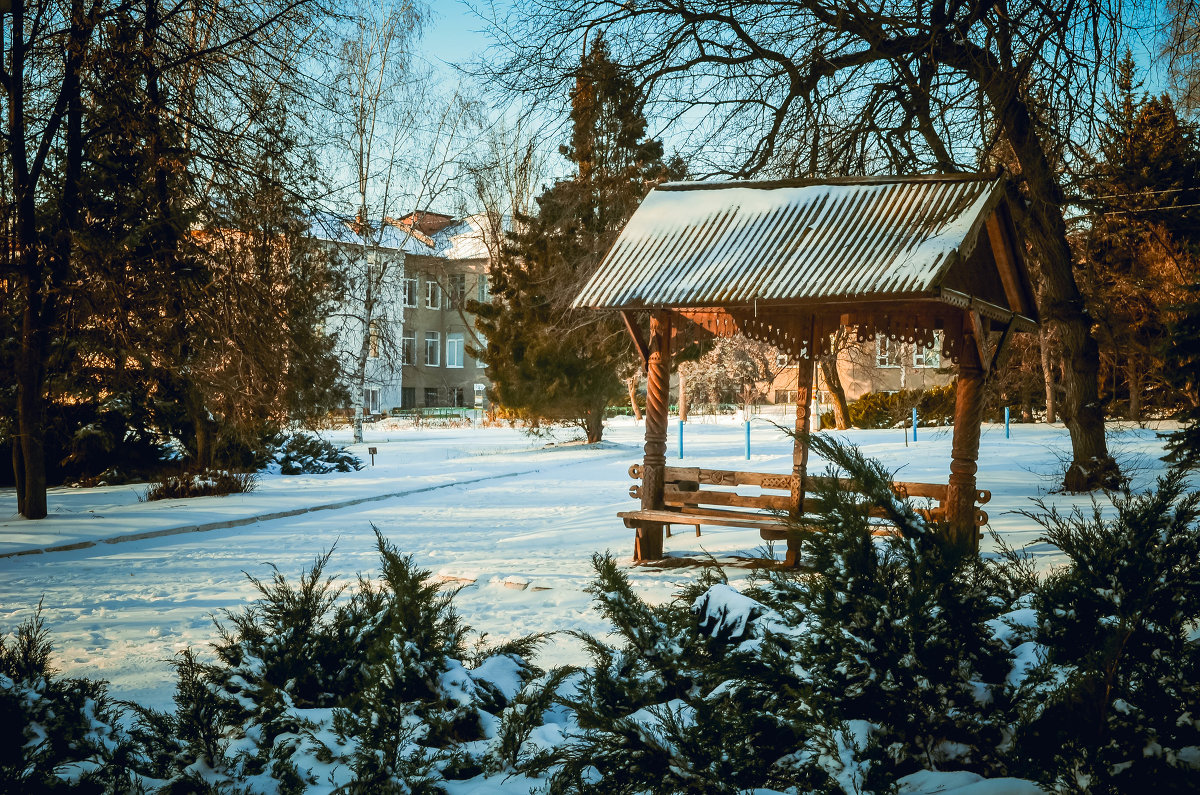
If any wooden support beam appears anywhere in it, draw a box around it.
[947,314,985,555]
[988,319,1018,380]
[788,315,818,566]
[635,310,672,561]
[968,310,993,371]
[986,210,1031,318]
[621,310,650,370]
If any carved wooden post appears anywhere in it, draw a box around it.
[947,319,985,554]
[788,316,817,566]
[636,309,672,561]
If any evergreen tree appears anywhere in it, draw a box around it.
[472,37,683,443]
[1078,52,1200,423]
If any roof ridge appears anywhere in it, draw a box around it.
[658,171,1003,192]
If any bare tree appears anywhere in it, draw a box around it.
[479,0,1131,489]
[322,0,426,443]
[818,326,852,430]
[2,0,332,516]
[1163,0,1200,112]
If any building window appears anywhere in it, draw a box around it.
[401,331,415,365]
[875,334,901,368]
[401,387,415,409]
[450,386,466,407]
[774,389,797,404]
[368,320,381,358]
[426,278,441,309]
[913,331,943,369]
[446,333,464,368]
[425,331,440,366]
[424,387,440,407]
[477,275,489,304]
[448,273,466,307]
[364,387,380,415]
[401,277,418,308]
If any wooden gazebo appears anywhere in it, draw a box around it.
[573,173,1038,562]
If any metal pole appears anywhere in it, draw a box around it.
[1005,406,1010,439]
[745,419,751,460]
[678,419,684,459]
[912,407,918,441]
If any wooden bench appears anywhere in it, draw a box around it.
[620,465,990,563]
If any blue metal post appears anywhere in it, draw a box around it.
[678,419,684,459]
[1005,406,1010,439]
[912,407,918,441]
[745,420,751,460]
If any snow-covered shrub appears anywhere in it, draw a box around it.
[266,432,362,475]
[141,469,258,500]
[1006,467,1200,792]
[145,529,541,793]
[538,555,807,793]
[765,435,1011,792]
[539,436,1014,795]
[0,607,138,793]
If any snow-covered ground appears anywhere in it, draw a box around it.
[0,415,1178,713]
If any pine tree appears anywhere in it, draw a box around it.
[472,37,683,443]
[1079,53,1200,424]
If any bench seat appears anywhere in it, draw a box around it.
[624,464,989,563]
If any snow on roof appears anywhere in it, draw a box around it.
[308,213,437,254]
[573,174,1007,309]
[310,212,511,261]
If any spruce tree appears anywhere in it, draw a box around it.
[1079,52,1200,424]
[472,37,683,443]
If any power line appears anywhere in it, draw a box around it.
[1090,186,1199,200]
[1103,201,1200,216]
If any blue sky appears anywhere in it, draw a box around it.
[419,1,497,78]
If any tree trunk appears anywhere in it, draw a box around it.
[986,79,1117,490]
[1127,355,1142,422]
[1040,326,1056,423]
[627,375,642,420]
[12,438,25,516]
[678,364,687,422]
[351,251,374,445]
[819,355,850,430]
[585,405,605,443]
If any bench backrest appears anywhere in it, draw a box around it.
[631,465,989,526]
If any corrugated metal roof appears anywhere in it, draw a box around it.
[573,174,1006,309]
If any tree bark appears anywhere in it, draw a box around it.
[1127,355,1143,422]
[585,405,605,443]
[9,0,93,518]
[627,375,642,420]
[677,364,687,422]
[1040,326,1057,423]
[819,355,850,430]
[981,76,1117,490]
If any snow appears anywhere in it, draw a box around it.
[0,415,1183,790]
[898,769,1046,794]
[692,582,774,642]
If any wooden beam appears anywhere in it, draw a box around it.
[621,310,649,370]
[968,310,993,371]
[986,208,1032,318]
[635,310,672,561]
[987,319,1018,380]
[948,316,985,555]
